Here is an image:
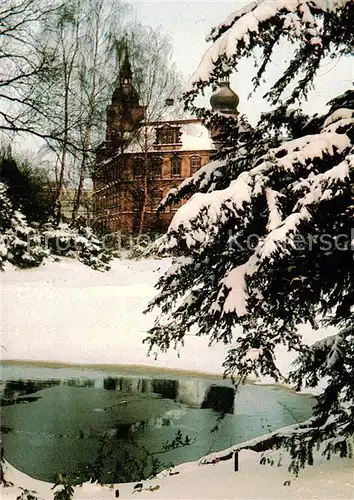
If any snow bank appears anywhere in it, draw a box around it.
[0,257,228,374]
[2,447,353,500]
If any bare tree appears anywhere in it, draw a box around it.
[0,0,183,229]
[53,2,81,214]
[71,0,131,221]
[38,0,132,221]
[0,0,65,141]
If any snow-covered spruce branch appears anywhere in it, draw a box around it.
[289,326,354,390]
[198,412,352,475]
[154,127,352,255]
[146,93,353,452]
[158,100,353,220]
[157,160,226,213]
[203,328,354,473]
[157,114,287,216]
[185,0,353,107]
[198,417,317,464]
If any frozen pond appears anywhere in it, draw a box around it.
[1,364,314,483]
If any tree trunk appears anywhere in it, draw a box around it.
[138,174,148,234]
[72,3,101,223]
[72,124,91,221]
[138,125,149,234]
[55,21,80,222]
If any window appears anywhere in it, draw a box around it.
[133,156,144,177]
[133,189,144,210]
[150,156,163,178]
[155,125,181,145]
[171,155,182,177]
[190,155,201,175]
[151,189,163,211]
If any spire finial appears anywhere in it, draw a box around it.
[210,75,239,115]
[120,36,132,84]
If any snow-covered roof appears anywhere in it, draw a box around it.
[179,121,215,151]
[124,119,215,154]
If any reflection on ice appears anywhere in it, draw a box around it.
[1,366,313,484]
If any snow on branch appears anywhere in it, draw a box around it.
[270,132,351,169]
[265,188,284,231]
[322,108,354,129]
[157,159,226,213]
[150,124,353,333]
[221,262,249,316]
[251,209,312,269]
[161,170,254,249]
[294,155,353,209]
[292,325,354,379]
[189,0,349,88]
[156,130,351,255]
[198,416,316,464]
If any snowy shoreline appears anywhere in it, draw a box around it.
[2,444,353,500]
[0,359,225,379]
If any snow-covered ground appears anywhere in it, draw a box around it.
[1,257,352,499]
[1,257,229,374]
[2,448,353,500]
[0,256,336,379]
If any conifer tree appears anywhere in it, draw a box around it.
[145,0,354,472]
[0,182,49,268]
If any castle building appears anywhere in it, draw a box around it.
[92,51,216,234]
[92,50,240,235]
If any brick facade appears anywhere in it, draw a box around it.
[93,130,213,233]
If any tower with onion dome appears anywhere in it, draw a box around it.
[209,75,239,147]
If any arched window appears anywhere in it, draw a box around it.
[171,155,182,177]
[190,155,201,175]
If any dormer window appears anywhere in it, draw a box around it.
[155,124,181,145]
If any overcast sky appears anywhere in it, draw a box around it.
[130,0,353,124]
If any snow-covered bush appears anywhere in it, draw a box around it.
[0,182,48,268]
[43,223,111,271]
[4,212,49,268]
[146,0,354,473]
[0,181,111,271]
[125,233,165,260]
